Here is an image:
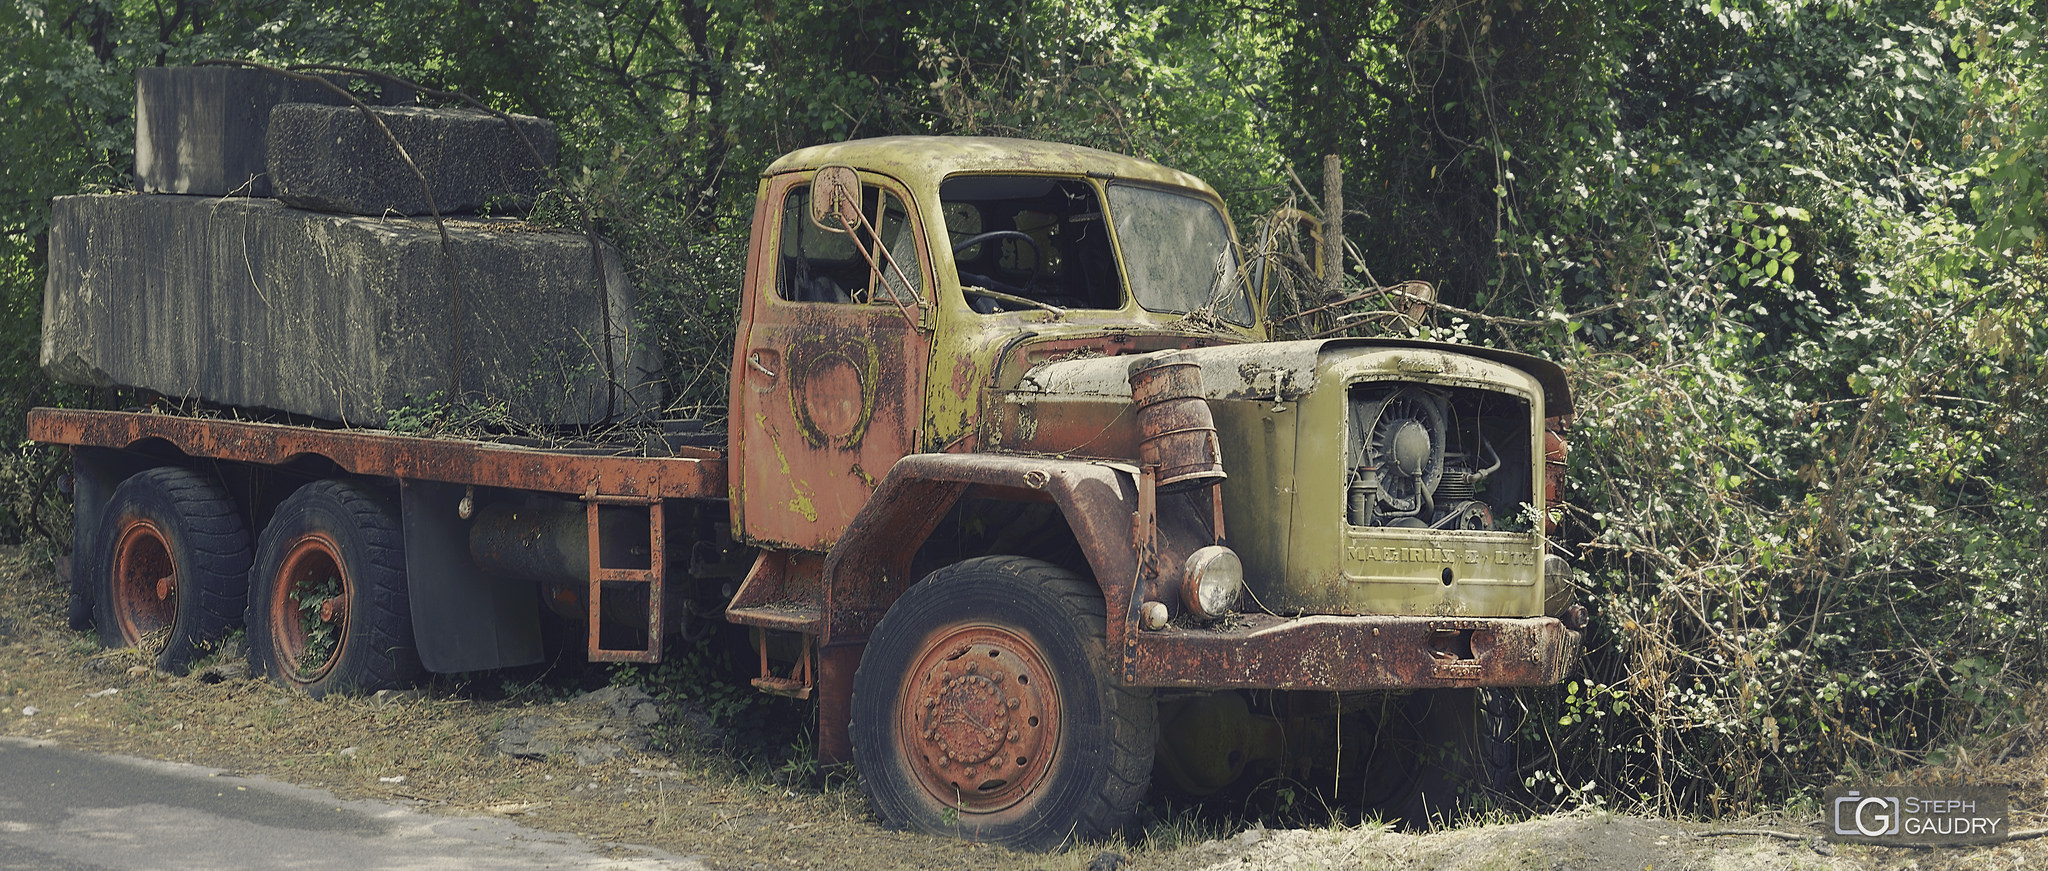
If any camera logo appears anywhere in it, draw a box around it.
[1833,791,1902,837]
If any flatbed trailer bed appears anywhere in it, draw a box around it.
[33,407,731,670]
[27,408,726,499]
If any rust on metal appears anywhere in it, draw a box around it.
[26,409,724,499]
[110,517,176,644]
[821,454,1139,649]
[896,622,1060,813]
[1127,613,1581,690]
[1124,464,1160,671]
[815,643,862,766]
[805,164,923,327]
[270,532,350,683]
[751,627,814,698]
[992,394,1137,458]
[583,491,663,663]
[1544,415,1570,536]
[731,173,932,552]
[1128,353,1225,492]
[725,550,829,633]
[810,165,863,230]
[466,500,596,583]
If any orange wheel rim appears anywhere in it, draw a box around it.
[110,519,177,645]
[270,534,350,682]
[896,624,1061,814]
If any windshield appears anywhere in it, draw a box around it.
[1106,184,1253,325]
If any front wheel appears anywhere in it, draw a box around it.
[850,556,1154,851]
[246,480,421,698]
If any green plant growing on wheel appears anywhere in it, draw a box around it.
[288,573,344,678]
[246,480,421,699]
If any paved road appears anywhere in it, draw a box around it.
[0,737,707,870]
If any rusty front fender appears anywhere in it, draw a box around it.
[819,453,1141,650]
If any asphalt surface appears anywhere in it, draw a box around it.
[0,737,708,870]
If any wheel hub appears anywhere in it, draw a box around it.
[272,534,348,681]
[925,671,1010,765]
[901,627,1059,812]
[111,519,177,644]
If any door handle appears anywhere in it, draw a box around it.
[747,351,778,379]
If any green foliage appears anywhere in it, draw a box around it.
[0,441,69,544]
[1203,0,2048,818]
[1421,0,2048,815]
[1942,0,2048,256]
[287,573,343,675]
[609,636,770,748]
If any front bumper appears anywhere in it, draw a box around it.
[1125,613,1581,691]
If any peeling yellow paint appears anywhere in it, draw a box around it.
[756,413,817,521]
[788,486,818,522]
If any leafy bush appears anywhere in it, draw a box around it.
[1348,0,2048,813]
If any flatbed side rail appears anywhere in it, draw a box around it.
[27,408,725,499]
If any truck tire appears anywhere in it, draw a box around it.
[246,480,421,698]
[849,556,1154,851]
[91,467,252,672]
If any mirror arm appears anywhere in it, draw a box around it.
[807,165,926,329]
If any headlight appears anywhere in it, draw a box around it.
[1181,545,1244,619]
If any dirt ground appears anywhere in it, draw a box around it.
[3,540,2043,870]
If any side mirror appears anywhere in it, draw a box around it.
[811,165,863,232]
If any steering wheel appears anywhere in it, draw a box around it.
[952,230,1043,281]
[953,230,1047,313]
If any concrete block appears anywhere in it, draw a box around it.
[267,104,556,216]
[135,66,410,198]
[42,194,663,427]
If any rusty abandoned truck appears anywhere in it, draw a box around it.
[33,136,1585,849]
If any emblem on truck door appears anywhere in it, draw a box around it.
[787,334,879,449]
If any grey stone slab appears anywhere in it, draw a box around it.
[135,66,410,198]
[268,104,556,216]
[42,194,663,427]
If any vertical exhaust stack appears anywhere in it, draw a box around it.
[1129,352,1225,492]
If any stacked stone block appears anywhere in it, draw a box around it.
[44,67,659,428]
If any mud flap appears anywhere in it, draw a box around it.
[399,480,543,672]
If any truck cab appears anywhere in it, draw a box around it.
[730,137,1262,551]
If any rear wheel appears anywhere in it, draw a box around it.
[91,467,252,672]
[246,480,420,698]
[850,556,1154,851]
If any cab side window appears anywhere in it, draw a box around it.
[777,183,922,305]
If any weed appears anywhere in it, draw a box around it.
[287,574,343,675]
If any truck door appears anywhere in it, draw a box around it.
[732,171,932,551]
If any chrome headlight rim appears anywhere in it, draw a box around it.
[1181,545,1244,620]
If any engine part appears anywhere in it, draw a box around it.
[1348,384,1531,531]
